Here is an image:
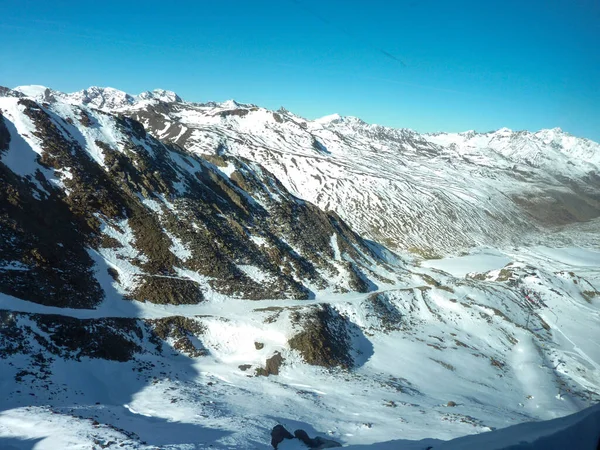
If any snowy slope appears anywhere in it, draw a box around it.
[13,85,182,110]
[1,86,599,450]
[426,127,600,168]
[92,89,600,255]
[1,244,599,449]
[12,84,600,254]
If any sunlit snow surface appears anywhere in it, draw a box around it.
[422,247,512,277]
[1,88,599,449]
[1,245,599,449]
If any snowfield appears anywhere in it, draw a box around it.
[1,245,599,449]
[0,86,599,449]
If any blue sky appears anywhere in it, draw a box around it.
[1,0,599,140]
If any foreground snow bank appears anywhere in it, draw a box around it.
[342,403,600,450]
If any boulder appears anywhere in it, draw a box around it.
[294,429,342,449]
[271,424,294,449]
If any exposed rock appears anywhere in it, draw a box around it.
[0,310,211,364]
[131,276,204,304]
[288,304,354,369]
[269,425,341,450]
[270,424,293,449]
[294,429,341,449]
[0,310,143,362]
[146,316,206,357]
[364,293,403,332]
[256,352,284,376]
[1,96,392,309]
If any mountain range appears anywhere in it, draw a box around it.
[0,85,599,450]
[11,85,600,255]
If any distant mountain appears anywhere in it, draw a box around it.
[13,85,182,110]
[21,85,595,255]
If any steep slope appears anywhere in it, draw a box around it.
[1,86,599,450]
[0,92,399,310]
[15,85,600,255]
[41,86,596,256]
[1,245,599,449]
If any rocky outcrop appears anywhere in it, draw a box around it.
[269,425,341,449]
[255,352,285,376]
[288,304,354,369]
[0,310,206,363]
[294,429,341,449]
[270,424,294,449]
[113,91,600,255]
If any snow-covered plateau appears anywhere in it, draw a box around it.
[0,86,599,449]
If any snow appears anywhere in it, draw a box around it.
[220,99,241,109]
[166,231,193,262]
[13,85,52,98]
[94,217,147,299]
[250,235,268,247]
[0,97,57,195]
[2,86,600,450]
[314,113,342,125]
[139,196,163,214]
[138,89,181,103]
[237,265,275,284]
[1,237,600,449]
[218,160,237,178]
[422,248,513,277]
[526,246,600,268]
[330,234,342,261]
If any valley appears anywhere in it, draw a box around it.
[0,86,598,449]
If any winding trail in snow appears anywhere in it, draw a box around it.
[0,282,413,320]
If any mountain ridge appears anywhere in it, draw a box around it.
[12,84,600,151]
[49,84,596,255]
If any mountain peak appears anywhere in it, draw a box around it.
[69,86,135,109]
[495,127,513,135]
[314,113,342,125]
[12,85,183,110]
[13,85,56,101]
[138,89,182,103]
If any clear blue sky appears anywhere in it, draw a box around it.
[1,0,599,140]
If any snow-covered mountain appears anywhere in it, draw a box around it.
[34,84,596,255]
[12,85,182,110]
[1,86,599,449]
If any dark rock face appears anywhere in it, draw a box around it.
[0,110,105,308]
[270,425,341,450]
[256,352,284,376]
[288,304,354,369]
[270,424,294,449]
[0,310,210,362]
[0,86,24,98]
[294,429,342,449]
[1,311,137,362]
[0,114,10,151]
[131,276,204,305]
[364,293,403,332]
[146,316,206,357]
